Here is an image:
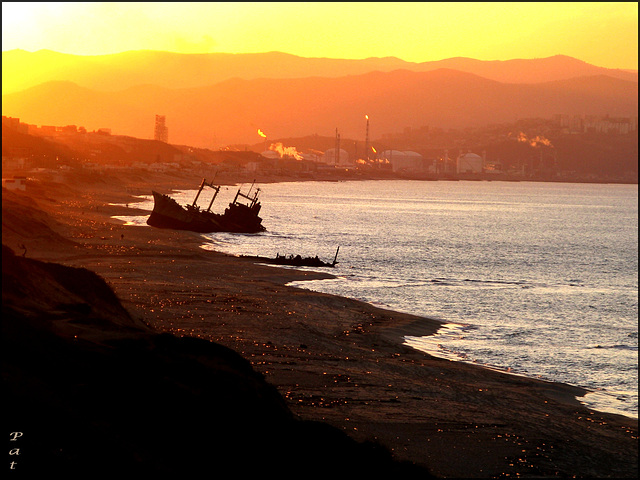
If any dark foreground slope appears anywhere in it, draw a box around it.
[2,245,430,476]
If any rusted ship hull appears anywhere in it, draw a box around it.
[147,190,265,234]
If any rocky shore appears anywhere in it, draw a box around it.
[3,169,637,477]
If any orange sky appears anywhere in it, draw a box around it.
[2,2,638,69]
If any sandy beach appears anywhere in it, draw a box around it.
[3,168,637,477]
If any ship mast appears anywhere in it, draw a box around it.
[205,185,221,212]
[191,178,217,209]
[191,178,207,208]
[233,180,261,207]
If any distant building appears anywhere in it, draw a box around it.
[261,150,280,160]
[154,115,168,143]
[2,116,28,134]
[456,152,484,174]
[2,154,27,170]
[321,148,351,166]
[554,113,638,134]
[2,176,27,191]
[40,125,57,136]
[60,125,78,134]
[378,150,426,173]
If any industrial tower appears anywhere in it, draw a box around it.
[154,115,168,143]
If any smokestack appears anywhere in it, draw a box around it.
[365,115,370,161]
[335,128,341,165]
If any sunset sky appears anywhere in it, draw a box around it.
[2,2,638,70]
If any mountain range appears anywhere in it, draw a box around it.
[2,50,637,147]
[3,50,637,94]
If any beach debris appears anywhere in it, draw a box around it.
[241,246,340,268]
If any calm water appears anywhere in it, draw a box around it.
[119,180,638,418]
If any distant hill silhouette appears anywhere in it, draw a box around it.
[3,67,637,147]
[412,55,638,84]
[3,49,637,95]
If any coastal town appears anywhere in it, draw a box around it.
[3,112,638,189]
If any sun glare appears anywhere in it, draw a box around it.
[2,2,75,50]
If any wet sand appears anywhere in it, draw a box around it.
[3,168,637,477]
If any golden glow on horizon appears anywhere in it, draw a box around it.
[1,2,638,69]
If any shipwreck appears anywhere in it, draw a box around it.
[241,247,340,268]
[147,179,265,233]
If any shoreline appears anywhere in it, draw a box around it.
[288,277,631,418]
[134,227,635,421]
[137,225,612,417]
[152,176,638,421]
[3,168,637,477]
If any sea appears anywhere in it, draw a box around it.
[116,179,638,419]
